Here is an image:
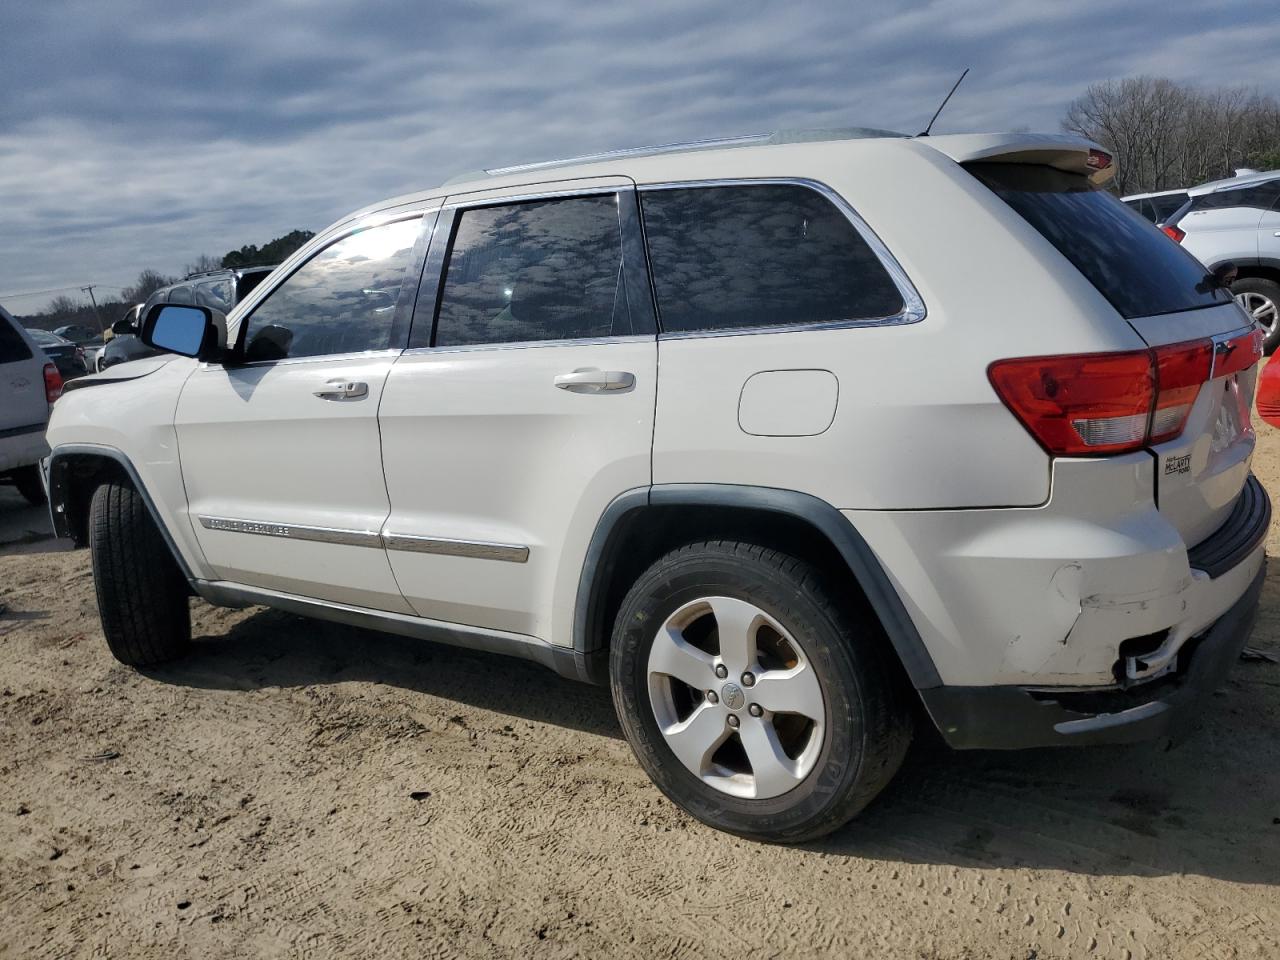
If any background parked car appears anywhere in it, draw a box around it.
[98,267,275,371]
[1121,187,1189,224]
[1159,168,1280,352]
[53,322,106,370]
[1,304,60,505]
[26,328,88,380]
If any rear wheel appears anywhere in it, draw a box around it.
[1231,277,1280,354]
[88,480,191,666]
[11,465,46,506]
[609,540,912,842]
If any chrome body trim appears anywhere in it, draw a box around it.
[196,514,530,562]
[639,177,926,338]
[193,580,565,672]
[382,532,530,563]
[198,515,382,548]
[400,334,652,356]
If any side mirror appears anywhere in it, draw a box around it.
[111,317,137,337]
[1213,261,1238,288]
[141,304,227,361]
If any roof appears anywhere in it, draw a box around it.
[1188,168,1280,197]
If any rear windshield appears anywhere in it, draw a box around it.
[968,163,1229,319]
[0,312,34,364]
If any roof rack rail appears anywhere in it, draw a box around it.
[441,127,906,188]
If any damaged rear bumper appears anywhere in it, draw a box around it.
[919,560,1265,749]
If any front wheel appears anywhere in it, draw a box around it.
[609,540,912,842]
[1231,276,1280,355]
[88,479,192,666]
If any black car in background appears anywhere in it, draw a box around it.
[99,266,276,371]
[27,328,88,379]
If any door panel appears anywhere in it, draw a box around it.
[178,355,413,612]
[379,339,655,636]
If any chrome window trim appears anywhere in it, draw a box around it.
[198,515,383,548]
[197,514,530,563]
[400,334,651,357]
[382,532,530,563]
[638,177,926,340]
[441,182,630,210]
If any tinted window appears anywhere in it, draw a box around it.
[241,218,421,361]
[0,313,34,363]
[1190,181,1280,213]
[195,278,233,312]
[168,285,193,305]
[640,184,904,334]
[969,163,1229,319]
[431,195,630,347]
[1149,193,1188,223]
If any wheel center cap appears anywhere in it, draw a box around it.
[720,682,745,710]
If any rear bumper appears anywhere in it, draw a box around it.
[920,559,1265,749]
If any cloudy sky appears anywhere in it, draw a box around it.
[2,0,1277,315]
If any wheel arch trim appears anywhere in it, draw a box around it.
[572,483,944,689]
[46,443,200,585]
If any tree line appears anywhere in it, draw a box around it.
[17,230,314,334]
[1062,76,1280,196]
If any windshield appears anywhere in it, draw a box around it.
[968,163,1230,319]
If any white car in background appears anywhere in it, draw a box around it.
[1,304,61,505]
[1121,187,1189,224]
[42,129,1268,842]
[1159,169,1280,352]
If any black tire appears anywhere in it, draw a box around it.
[88,479,191,666]
[609,540,912,842]
[11,465,46,506]
[1230,276,1280,355]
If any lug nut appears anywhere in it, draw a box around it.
[714,664,728,679]
[706,691,719,704]
[727,715,740,728]
[741,672,755,687]
[748,703,763,717]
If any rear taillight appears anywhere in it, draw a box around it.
[1085,148,1113,171]
[988,351,1153,455]
[43,362,63,403]
[1150,339,1213,443]
[1161,224,1185,243]
[75,346,85,363]
[990,332,1260,456]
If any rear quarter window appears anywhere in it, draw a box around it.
[968,163,1229,320]
[639,183,905,334]
[0,313,34,364]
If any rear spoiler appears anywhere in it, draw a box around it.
[919,133,1116,186]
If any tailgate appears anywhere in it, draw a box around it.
[1128,302,1261,546]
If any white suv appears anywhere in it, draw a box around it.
[44,130,1269,841]
[1,304,61,504]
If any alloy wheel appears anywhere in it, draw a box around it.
[646,596,825,799]
[1237,290,1280,336]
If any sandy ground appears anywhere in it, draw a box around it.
[2,433,1279,960]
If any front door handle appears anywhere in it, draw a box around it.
[314,379,369,401]
[553,368,636,394]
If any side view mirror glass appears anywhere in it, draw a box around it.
[141,304,227,361]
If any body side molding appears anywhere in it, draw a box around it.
[572,483,943,689]
[195,580,574,674]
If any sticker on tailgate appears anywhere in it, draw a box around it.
[1164,453,1192,476]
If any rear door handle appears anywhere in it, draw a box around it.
[314,379,369,401]
[553,368,635,394]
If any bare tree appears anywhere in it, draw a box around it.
[120,269,175,304]
[1063,76,1280,194]
[183,254,222,276]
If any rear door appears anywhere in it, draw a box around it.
[0,309,47,438]
[377,179,657,640]
[970,162,1255,546]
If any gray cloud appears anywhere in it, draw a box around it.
[2,0,1277,311]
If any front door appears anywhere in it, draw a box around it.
[176,211,432,612]
[378,181,657,641]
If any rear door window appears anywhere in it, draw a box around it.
[968,163,1230,319]
[640,184,904,334]
[0,313,34,364]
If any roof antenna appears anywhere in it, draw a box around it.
[917,68,970,137]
